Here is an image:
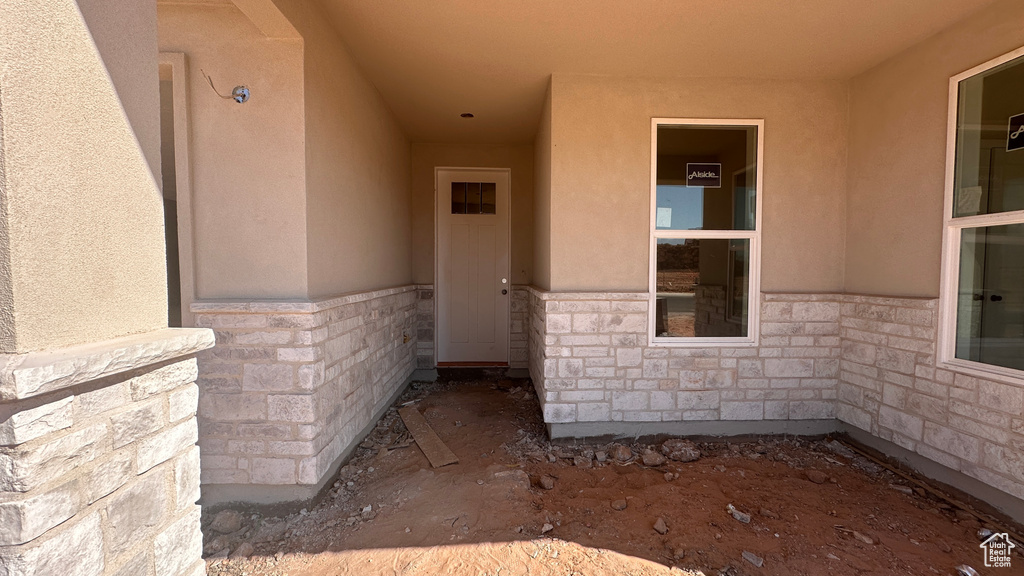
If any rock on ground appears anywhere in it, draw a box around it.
[661,439,701,462]
[210,510,244,534]
[806,470,828,484]
[642,450,666,467]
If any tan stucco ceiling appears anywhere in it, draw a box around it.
[316,0,999,145]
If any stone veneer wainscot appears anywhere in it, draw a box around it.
[191,286,417,504]
[413,285,530,372]
[528,288,841,428]
[527,287,1024,518]
[0,328,215,576]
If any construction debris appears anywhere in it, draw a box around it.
[805,470,828,484]
[399,405,459,468]
[661,439,701,462]
[741,551,764,567]
[726,504,751,524]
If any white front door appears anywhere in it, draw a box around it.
[435,168,510,364]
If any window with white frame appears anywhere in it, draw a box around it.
[941,49,1024,376]
[650,119,763,345]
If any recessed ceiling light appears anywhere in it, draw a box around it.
[460,113,474,118]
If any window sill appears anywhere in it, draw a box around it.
[938,357,1024,388]
[649,337,759,348]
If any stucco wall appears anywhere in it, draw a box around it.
[545,75,848,293]
[158,3,309,300]
[272,0,413,299]
[0,0,167,352]
[845,0,1024,297]
[77,0,162,180]
[533,82,553,290]
[410,143,534,286]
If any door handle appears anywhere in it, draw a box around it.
[502,289,508,295]
[990,294,1003,302]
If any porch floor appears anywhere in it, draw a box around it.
[203,378,1015,576]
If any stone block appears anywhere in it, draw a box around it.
[650,391,675,410]
[546,314,572,333]
[111,398,164,449]
[75,382,131,419]
[600,313,646,333]
[105,471,167,556]
[138,419,198,472]
[85,450,134,504]
[0,423,106,493]
[129,360,199,401]
[557,359,584,378]
[242,363,294,391]
[841,340,876,365]
[277,347,320,363]
[760,302,793,321]
[577,403,611,421]
[981,443,1024,484]
[678,391,719,410]
[297,362,325,390]
[0,513,104,576]
[875,348,916,375]
[895,308,933,327]
[721,401,763,420]
[882,382,909,409]
[611,391,648,411]
[878,405,923,440]
[764,401,789,419]
[198,393,266,421]
[268,394,316,423]
[250,457,297,484]
[572,314,600,333]
[763,358,813,378]
[792,302,840,322]
[153,507,203,576]
[978,380,1024,415]
[169,384,199,423]
[0,479,81,545]
[789,401,834,419]
[174,446,202,511]
[923,422,980,463]
[706,370,736,388]
[233,331,293,346]
[2,397,74,448]
[543,403,577,423]
[110,549,153,576]
[642,359,668,378]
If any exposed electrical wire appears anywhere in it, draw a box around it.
[200,69,250,103]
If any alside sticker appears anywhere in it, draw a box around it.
[1007,112,1024,152]
[686,163,722,188]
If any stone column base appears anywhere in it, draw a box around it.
[0,328,215,576]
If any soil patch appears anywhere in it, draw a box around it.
[203,379,1019,576]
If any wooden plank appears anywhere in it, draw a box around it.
[398,406,459,468]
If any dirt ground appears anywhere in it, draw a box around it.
[202,378,1023,576]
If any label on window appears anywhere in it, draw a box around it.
[686,163,722,188]
[1008,113,1024,152]
[656,207,672,228]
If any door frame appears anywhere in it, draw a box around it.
[433,166,512,365]
[159,52,197,327]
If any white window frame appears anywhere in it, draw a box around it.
[648,118,764,347]
[938,45,1024,384]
